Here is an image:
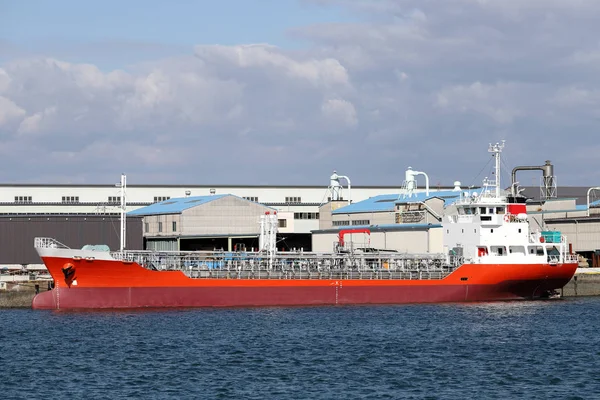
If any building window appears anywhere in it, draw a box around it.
[278,219,287,228]
[108,196,121,204]
[332,221,350,226]
[144,222,149,233]
[293,212,319,220]
[172,221,177,232]
[62,196,79,203]
[154,196,170,203]
[158,222,163,232]
[285,196,301,203]
[14,196,33,203]
[243,196,259,202]
[351,220,370,226]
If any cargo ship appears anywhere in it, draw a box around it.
[31,142,578,309]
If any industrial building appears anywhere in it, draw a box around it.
[0,171,431,236]
[1,160,600,268]
[0,170,448,262]
[127,194,312,251]
[311,187,466,253]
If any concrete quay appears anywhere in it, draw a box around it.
[0,281,51,308]
[560,268,600,297]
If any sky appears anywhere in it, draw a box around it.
[1,0,599,187]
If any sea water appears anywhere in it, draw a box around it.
[1,297,600,399]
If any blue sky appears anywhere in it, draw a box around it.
[1,1,354,64]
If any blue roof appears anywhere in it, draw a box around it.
[591,200,600,207]
[128,194,228,216]
[332,194,399,214]
[332,190,467,215]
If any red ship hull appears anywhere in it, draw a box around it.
[32,256,578,309]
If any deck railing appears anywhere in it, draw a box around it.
[34,237,70,249]
[111,250,451,274]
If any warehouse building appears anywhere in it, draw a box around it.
[0,176,415,235]
[128,194,312,252]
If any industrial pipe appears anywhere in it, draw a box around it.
[587,187,600,217]
[511,160,554,198]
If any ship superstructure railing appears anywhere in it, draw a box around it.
[564,253,579,263]
[110,250,457,280]
[34,237,70,249]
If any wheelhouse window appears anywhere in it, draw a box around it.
[509,246,526,255]
[491,246,506,256]
[154,196,170,203]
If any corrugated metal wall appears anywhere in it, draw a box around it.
[181,196,273,235]
[311,229,439,253]
[146,239,178,251]
[546,219,600,252]
[0,216,143,264]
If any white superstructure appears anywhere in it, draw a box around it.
[443,141,577,266]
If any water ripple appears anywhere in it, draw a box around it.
[1,298,600,399]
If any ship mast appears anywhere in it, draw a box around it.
[118,173,127,251]
[488,140,505,198]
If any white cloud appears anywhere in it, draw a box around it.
[195,44,350,88]
[436,82,523,124]
[321,98,358,128]
[0,68,11,93]
[0,96,25,126]
[18,106,57,135]
[3,0,600,184]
